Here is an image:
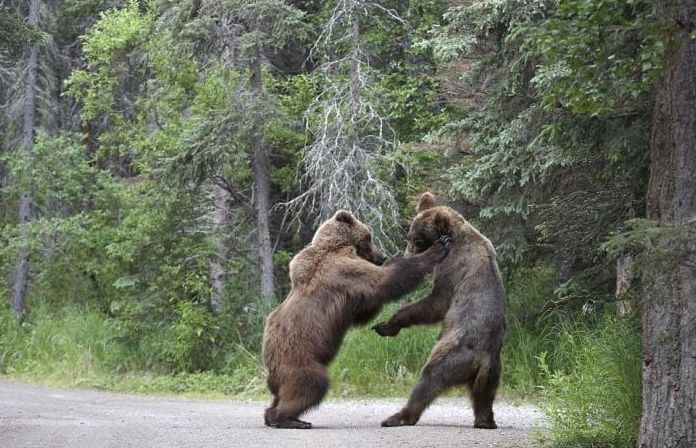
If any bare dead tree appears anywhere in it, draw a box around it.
[283,0,405,250]
[208,184,232,313]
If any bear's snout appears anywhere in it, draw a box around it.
[372,249,387,266]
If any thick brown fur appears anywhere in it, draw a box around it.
[373,192,506,429]
[262,210,450,429]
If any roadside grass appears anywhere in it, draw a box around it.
[0,301,438,399]
[0,300,540,400]
[0,269,642,447]
[538,314,642,448]
[0,304,268,399]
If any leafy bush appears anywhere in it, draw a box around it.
[161,301,218,372]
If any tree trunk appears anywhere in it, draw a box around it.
[638,2,696,447]
[209,184,232,314]
[250,42,275,302]
[615,255,633,317]
[11,0,39,318]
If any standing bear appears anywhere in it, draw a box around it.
[373,192,506,429]
[262,210,450,429]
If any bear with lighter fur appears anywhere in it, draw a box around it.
[262,210,450,429]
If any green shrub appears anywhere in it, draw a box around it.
[161,301,218,372]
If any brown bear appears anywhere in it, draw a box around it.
[373,192,506,429]
[262,210,450,429]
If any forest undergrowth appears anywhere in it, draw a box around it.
[0,268,641,447]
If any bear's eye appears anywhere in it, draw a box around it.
[364,234,372,244]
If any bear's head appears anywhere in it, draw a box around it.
[312,210,387,266]
[406,192,463,254]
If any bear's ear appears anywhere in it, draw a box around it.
[433,212,450,236]
[334,210,355,225]
[416,192,436,213]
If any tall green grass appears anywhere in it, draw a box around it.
[0,299,440,397]
[0,299,536,398]
[0,304,267,397]
[539,315,642,448]
[499,268,557,397]
[0,304,114,384]
[329,302,440,397]
[0,272,643,448]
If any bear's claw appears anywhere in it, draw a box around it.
[435,234,451,258]
[271,418,313,429]
[381,413,415,427]
[372,322,400,337]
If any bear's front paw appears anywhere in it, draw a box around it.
[437,234,451,247]
[431,235,451,260]
[372,322,401,337]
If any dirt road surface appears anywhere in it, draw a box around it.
[0,380,543,448]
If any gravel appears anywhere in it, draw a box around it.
[0,380,545,448]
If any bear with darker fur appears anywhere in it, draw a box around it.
[262,210,450,429]
[373,192,506,429]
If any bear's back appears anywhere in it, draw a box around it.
[438,209,506,352]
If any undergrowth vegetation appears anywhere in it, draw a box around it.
[0,268,642,448]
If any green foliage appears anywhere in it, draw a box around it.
[511,0,669,116]
[0,6,43,55]
[218,0,306,50]
[81,0,151,64]
[377,61,451,142]
[426,0,652,286]
[539,315,642,448]
[603,218,696,281]
[2,133,110,210]
[67,1,152,121]
[161,301,218,372]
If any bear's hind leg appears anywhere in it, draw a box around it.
[264,396,279,426]
[470,360,501,429]
[265,366,329,429]
[381,374,446,427]
[382,341,471,427]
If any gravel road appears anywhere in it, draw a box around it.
[0,380,544,448]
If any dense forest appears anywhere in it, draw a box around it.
[1,1,694,447]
